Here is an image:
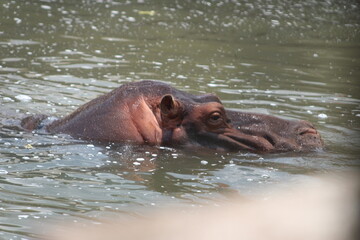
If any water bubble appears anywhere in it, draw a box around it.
[14,18,22,24]
[15,95,32,102]
[41,5,51,10]
[80,65,93,69]
[176,75,187,79]
[317,113,328,119]
[271,19,280,26]
[126,17,136,22]
[3,97,14,102]
[200,160,208,165]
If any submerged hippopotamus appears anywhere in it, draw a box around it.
[21,81,323,152]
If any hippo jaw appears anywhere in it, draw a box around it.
[222,129,276,152]
[184,129,275,152]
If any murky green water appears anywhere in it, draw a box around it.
[0,0,359,239]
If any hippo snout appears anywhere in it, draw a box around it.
[294,120,323,151]
[227,111,324,152]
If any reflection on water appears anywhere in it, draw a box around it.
[0,0,359,239]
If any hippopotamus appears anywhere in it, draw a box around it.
[21,80,323,152]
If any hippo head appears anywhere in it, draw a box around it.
[159,94,323,152]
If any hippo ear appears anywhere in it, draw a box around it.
[160,95,182,118]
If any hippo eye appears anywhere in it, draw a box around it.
[211,114,220,120]
[208,112,223,125]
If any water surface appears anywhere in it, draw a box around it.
[0,0,359,239]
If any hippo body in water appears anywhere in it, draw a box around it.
[21,81,323,152]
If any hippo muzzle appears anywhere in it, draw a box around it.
[223,111,323,152]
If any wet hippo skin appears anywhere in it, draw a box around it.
[21,81,323,152]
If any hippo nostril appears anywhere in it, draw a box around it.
[299,128,318,135]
